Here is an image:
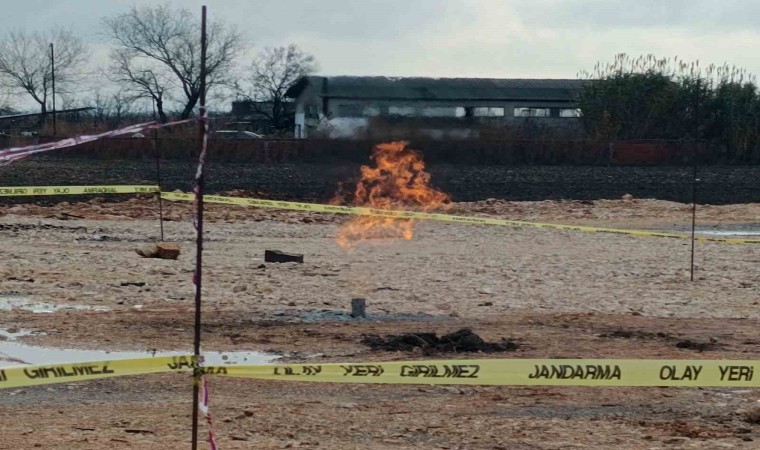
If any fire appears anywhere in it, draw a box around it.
[334,141,450,249]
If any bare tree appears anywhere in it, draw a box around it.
[110,90,136,124]
[90,91,113,124]
[103,4,244,120]
[108,49,170,123]
[88,89,136,127]
[243,44,317,132]
[0,28,87,115]
[0,89,14,114]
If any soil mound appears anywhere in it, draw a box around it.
[361,328,518,354]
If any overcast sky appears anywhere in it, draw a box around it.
[2,0,760,109]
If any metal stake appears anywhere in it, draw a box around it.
[690,153,697,282]
[191,6,208,450]
[152,107,165,241]
[690,78,700,282]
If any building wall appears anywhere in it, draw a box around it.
[293,91,581,138]
[325,98,577,117]
[231,100,297,135]
[292,82,325,138]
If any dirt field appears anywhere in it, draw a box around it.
[5,156,760,204]
[1,197,759,449]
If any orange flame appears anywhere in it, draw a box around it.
[334,141,450,249]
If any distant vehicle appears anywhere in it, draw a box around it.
[212,130,263,140]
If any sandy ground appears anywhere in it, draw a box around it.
[0,197,759,449]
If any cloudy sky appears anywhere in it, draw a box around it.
[2,0,759,108]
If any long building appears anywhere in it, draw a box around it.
[285,76,587,138]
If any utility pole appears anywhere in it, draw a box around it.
[50,43,56,136]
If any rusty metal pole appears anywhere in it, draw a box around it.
[191,6,208,450]
[153,128,165,241]
[151,101,165,242]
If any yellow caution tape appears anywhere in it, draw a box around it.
[0,185,159,197]
[208,359,759,387]
[0,355,196,389]
[2,185,756,244]
[161,192,760,245]
[2,356,756,388]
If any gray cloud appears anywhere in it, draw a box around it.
[0,0,448,44]
[248,0,448,41]
[1,0,760,110]
[512,0,760,30]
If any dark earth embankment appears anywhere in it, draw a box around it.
[2,156,760,204]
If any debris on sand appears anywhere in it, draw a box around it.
[264,250,304,264]
[599,329,670,340]
[745,407,760,424]
[675,339,720,352]
[361,328,518,354]
[136,243,181,260]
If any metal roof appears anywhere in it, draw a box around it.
[0,107,95,122]
[286,76,587,101]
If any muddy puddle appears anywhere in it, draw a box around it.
[0,295,110,313]
[0,328,36,341]
[0,341,277,367]
[670,223,760,237]
[696,230,760,237]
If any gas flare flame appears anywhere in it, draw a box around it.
[334,141,450,249]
